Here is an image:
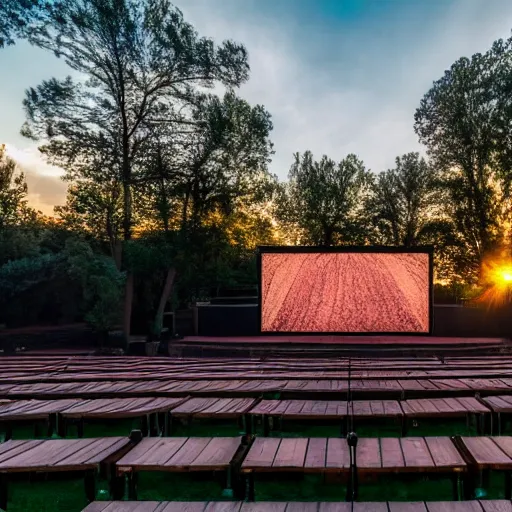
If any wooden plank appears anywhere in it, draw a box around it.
[304,438,327,469]
[285,503,320,512]
[116,438,188,470]
[479,501,512,512]
[460,437,512,468]
[401,438,434,470]
[388,504,428,512]
[325,438,350,470]
[489,437,512,460]
[272,438,308,469]
[426,502,483,512]
[380,437,405,469]
[357,438,381,469]
[424,437,466,469]
[165,438,211,468]
[189,437,241,469]
[203,504,241,512]
[240,503,287,512]
[242,438,281,470]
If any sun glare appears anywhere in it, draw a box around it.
[477,257,512,307]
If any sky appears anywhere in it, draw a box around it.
[1,0,512,215]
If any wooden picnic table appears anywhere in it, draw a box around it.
[0,398,80,440]
[0,436,137,509]
[241,436,466,501]
[401,398,491,435]
[81,502,512,512]
[170,397,256,434]
[456,436,512,499]
[60,397,188,437]
[248,399,402,436]
[116,436,244,499]
[481,396,512,435]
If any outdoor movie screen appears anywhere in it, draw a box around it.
[259,247,432,334]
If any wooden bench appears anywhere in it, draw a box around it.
[60,397,187,437]
[455,436,512,499]
[170,397,256,433]
[82,502,512,512]
[0,435,137,509]
[241,436,466,501]
[481,396,512,435]
[0,398,80,440]
[248,400,402,436]
[116,436,245,499]
[401,398,490,435]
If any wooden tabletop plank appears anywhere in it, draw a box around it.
[285,503,320,512]
[325,438,350,469]
[116,438,188,469]
[380,437,405,469]
[165,438,212,467]
[425,502,484,511]
[203,504,241,512]
[239,503,287,512]
[388,503,428,512]
[357,438,381,469]
[479,501,512,512]
[272,438,308,469]
[483,395,512,413]
[242,438,281,470]
[424,437,465,469]
[304,437,327,469]
[490,437,512,461]
[189,437,241,469]
[460,437,512,468]
[401,438,434,469]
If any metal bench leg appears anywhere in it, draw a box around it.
[0,473,8,510]
[84,470,96,503]
[222,466,234,498]
[505,471,512,500]
[244,473,254,501]
[127,472,138,500]
[452,473,463,501]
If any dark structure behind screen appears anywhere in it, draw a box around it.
[258,246,434,335]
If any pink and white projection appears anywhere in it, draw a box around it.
[260,252,430,333]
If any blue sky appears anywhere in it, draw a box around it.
[1,0,512,213]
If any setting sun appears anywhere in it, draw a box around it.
[503,271,512,282]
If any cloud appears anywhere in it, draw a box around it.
[181,0,512,177]
[4,144,66,215]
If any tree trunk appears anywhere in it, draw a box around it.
[122,166,133,349]
[154,268,176,337]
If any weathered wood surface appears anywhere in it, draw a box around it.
[82,502,512,512]
[0,437,130,472]
[248,400,401,419]
[171,397,256,418]
[3,355,512,385]
[0,398,80,420]
[401,398,490,417]
[459,436,512,470]
[116,437,241,473]
[61,397,187,419]
[1,378,512,400]
[242,437,465,473]
[482,395,512,413]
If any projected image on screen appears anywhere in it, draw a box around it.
[260,251,430,333]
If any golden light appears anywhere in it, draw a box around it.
[476,256,512,308]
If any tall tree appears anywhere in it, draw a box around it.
[414,41,512,271]
[368,152,442,247]
[0,0,51,47]
[278,151,371,246]
[21,0,250,342]
[0,144,35,229]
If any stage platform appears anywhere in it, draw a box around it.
[171,336,512,358]
[181,335,506,346]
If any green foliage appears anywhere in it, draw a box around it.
[367,152,446,246]
[64,239,124,331]
[414,38,512,271]
[278,151,372,246]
